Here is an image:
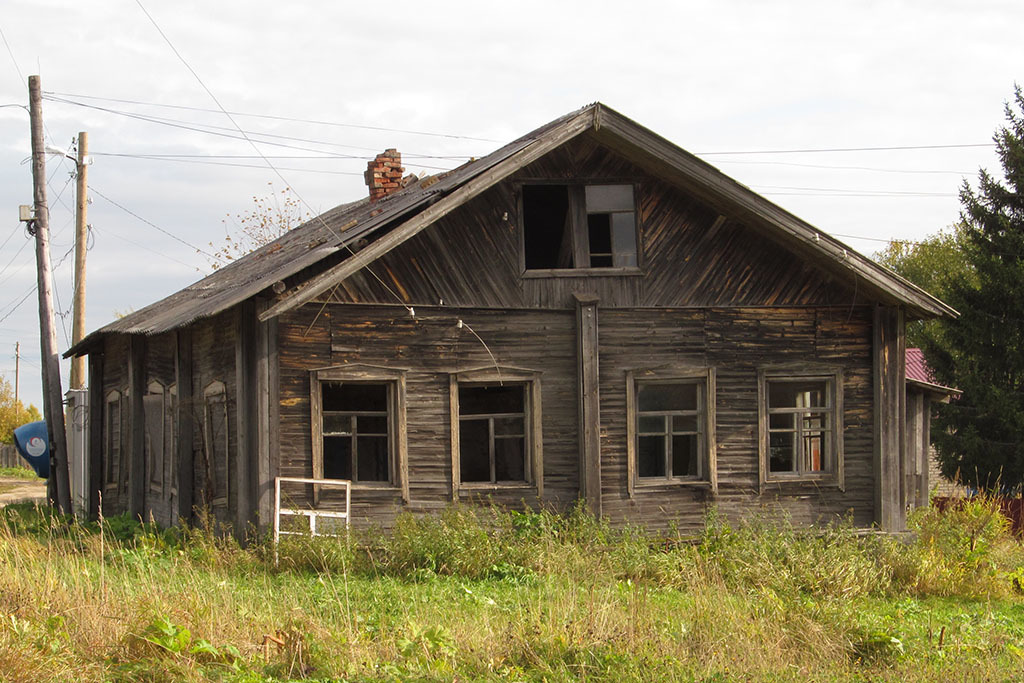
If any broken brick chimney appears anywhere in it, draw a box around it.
[364,149,405,202]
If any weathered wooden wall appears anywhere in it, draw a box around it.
[277,304,580,527]
[321,134,862,313]
[274,301,876,531]
[599,306,875,533]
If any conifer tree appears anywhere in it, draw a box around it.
[926,85,1024,491]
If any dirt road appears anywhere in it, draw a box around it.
[0,475,46,507]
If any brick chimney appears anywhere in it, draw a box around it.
[364,149,404,202]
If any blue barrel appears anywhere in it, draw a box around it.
[13,421,49,478]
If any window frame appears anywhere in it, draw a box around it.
[626,367,717,496]
[144,380,166,495]
[518,180,643,277]
[757,366,845,490]
[450,366,543,499]
[103,389,124,493]
[309,364,408,503]
[167,383,178,497]
[203,380,229,508]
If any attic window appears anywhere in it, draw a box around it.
[522,183,638,272]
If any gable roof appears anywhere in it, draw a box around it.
[67,103,956,357]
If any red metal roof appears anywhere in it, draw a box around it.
[906,347,958,394]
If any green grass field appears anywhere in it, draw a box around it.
[1,501,1022,681]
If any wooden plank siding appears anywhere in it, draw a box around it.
[85,129,901,534]
[277,305,580,527]
[318,134,861,313]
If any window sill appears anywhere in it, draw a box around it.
[634,478,713,491]
[763,474,842,490]
[522,267,643,279]
[458,483,536,493]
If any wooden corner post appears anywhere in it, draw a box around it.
[873,304,906,532]
[574,293,601,517]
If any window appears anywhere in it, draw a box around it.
[203,381,229,507]
[450,368,543,497]
[104,390,123,490]
[321,383,390,482]
[310,365,408,500]
[522,183,638,272]
[459,384,527,483]
[758,369,844,488]
[144,381,165,494]
[626,369,716,494]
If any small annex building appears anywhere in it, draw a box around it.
[66,103,956,536]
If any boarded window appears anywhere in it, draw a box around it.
[320,382,390,483]
[204,383,229,506]
[104,391,122,488]
[168,384,178,496]
[144,382,165,494]
[635,381,703,480]
[523,183,638,271]
[458,384,527,483]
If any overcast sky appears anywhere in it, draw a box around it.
[0,0,1021,410]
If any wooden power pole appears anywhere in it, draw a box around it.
[28,74,71,515]
[70,131,88,390]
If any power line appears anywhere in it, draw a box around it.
[90,185,223,262]
[0,285,36,325]
[0,22,24,84]
[45,95,467,164]
[698,143,994,156]
[88,152,454,174]
[90,224,204,272]
[712,159,975,176]
[133,0,415,316]
[45,90,502,143]
[754,184,955,197]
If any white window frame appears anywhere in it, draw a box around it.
[309,364,408,503]
[450,366,543,499]
[626,367,717,496]
[758,366,845,491]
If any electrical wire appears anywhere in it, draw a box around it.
[0,22,24,84]
[44,95,466,166]
[133,0,415,316]
[89,224,204,272]
[0,285,36,325]
[753,184,955,197]
[89,185,223,263]
[697,143,995,155]
[45,90,502,143]
[710,159,975,176]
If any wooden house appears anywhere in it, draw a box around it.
[66,103,955,536]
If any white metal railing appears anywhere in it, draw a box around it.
[273,477,351,554]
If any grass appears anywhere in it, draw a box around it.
[0,500,1022,681]
[0,466,40,480]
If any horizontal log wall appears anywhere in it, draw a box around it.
[599,306,875,534]
[277,301,875,531]
[278,304,580,527]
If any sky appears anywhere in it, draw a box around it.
[0,0,1022,410]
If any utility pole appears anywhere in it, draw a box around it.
[14,342,19,414]
[28,75,71,515]
[70,131,88,390]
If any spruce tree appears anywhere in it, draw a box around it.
[925,85,1024,492]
